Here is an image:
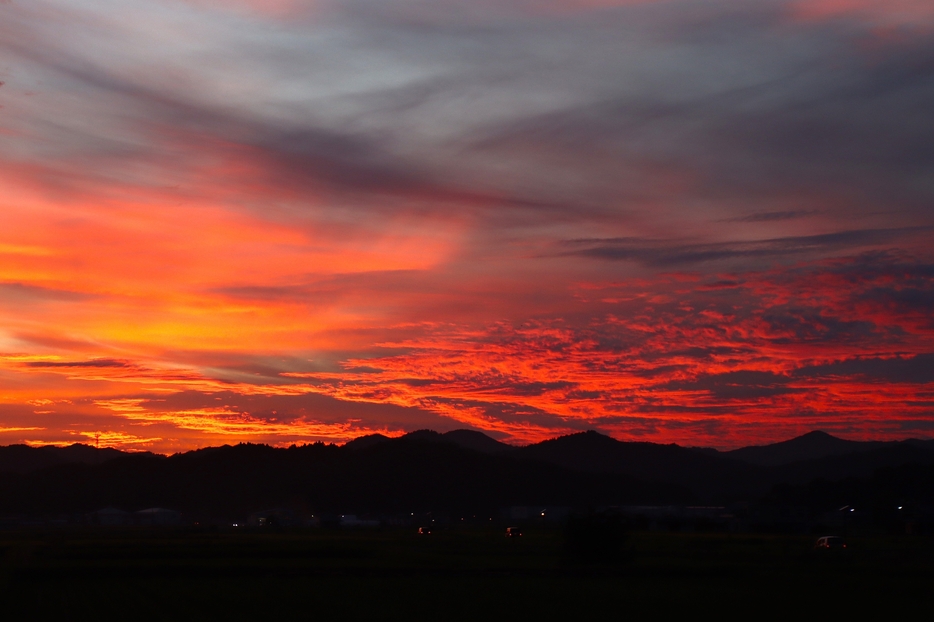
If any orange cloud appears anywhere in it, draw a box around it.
[2,0,933,452]
[93,399,403,446]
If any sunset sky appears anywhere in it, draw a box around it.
[1,0,932,452]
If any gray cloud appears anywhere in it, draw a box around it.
[727,210,818,223]
[2,0,931,245]
[25,359,130,368]
[561,228,925,266]
[0,282,94,302]
[655,370,801,400]
[146,390,453,431]
[794,354,934,384]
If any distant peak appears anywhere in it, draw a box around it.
[342,433,391,450]
[402,429,443,440]
[799,430,837,439]
[544,430,617,444]
[441,429,512,453]
[724,429,867,466]
[580,430,613,438]
[784,430,854,446]
[442,429,490,438]
[344,428,515,453]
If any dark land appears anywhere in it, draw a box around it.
[2,429,934,530]
[2,430,933,616]
[1,526,932,617]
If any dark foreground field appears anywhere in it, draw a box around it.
[2,527,932,619]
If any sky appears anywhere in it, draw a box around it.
[0,0,933,452]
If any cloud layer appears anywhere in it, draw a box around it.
[0,0,932,450]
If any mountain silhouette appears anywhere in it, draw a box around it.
[343,433,391,451]
[722,430,888,466]
[771,442,934,483]
[0,437,686,518]
[344,429,513,454]
[0,443,134,474]
[513,430,766,498]
[436,429,513,453]
[1,430,933,518]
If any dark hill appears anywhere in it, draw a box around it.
[723,431,888,466]
[2,430,933,518]
[771,443,934,484]
[0,439,687,519]
[439,429,512,453]
[0,443,132,474]
[343,434,391,450]
[398,429,512,453]
[345,429,512,454]
[513,431,767,499]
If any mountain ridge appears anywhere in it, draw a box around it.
[1,430,933,517]
[4,429,933,474]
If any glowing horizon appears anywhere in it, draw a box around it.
[1,0,932,452]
